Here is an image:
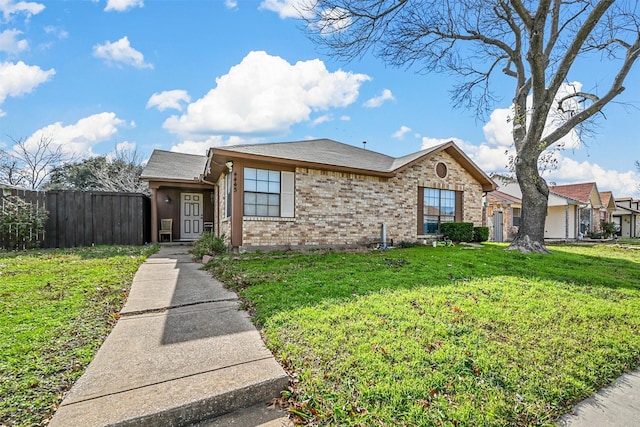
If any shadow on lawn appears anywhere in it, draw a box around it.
[206,242,640,324]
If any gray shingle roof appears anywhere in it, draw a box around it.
[214,138,444,173]
[141,150,207,181]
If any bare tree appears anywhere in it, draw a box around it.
[91,145,150,195]
[0,135,73,190]
[300,0,640,253]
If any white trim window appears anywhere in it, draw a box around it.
[243,167,294,217]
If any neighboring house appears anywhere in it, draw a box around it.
[613,198,640,238]
[599,191,617,223]
[142,139,496,250]
[486,179,612,241]
[485,190,521,242]
[549,183,605,238]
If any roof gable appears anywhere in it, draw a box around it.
[141,150,208,182]
[549,182,602,207]
[209,139,496,191]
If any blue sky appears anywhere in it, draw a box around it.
[1,0,639,197]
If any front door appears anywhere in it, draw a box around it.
[181,193,203,240]
[493,211,503,242]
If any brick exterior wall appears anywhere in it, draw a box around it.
[229,150,484,249]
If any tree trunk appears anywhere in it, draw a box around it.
[507,156,551,254]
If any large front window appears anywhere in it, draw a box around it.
[423,188,456,234]
[244,167,281,217]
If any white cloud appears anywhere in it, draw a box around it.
[93,36,153,69]
[21,112,125,158]
[0,0,45,21]
[44,26,69,40]
[392,125,411,140]
[546,157,640,198]
[104,0,143,12]
[0,61,55,116]
[482,107,513,147]
[363,89,394,108]
[482,82,582,150]
[146,90,191,111]
[312,114,332,125]
[0,29,27,54]
[163,50,370,137]
[170,135,253,155]
[259,0,307,19]
[339,115,350,121]
[225,0,237,9]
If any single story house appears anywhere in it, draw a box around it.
[141,139,496,251]
[485,190,521,242]
[486,180,612,241]
[547,182,606,239]
[613,198,640,238]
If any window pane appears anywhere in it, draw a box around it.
[244,193,256,204]
[268,194,280,205]
[256,169,269,181]
[424,216,439,234]
[245,168,256,180]
[256,180,269,192]
[244,205,256,216]
[244,180,256,192]
[257,193,268,204]
[441,190,456,215]
[268,205,280,216]
[268,181,280,193]
[256,205,268,216]
[269,170,280,182]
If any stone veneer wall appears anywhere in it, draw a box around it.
[240,150,484,248]
[485,195,515,242]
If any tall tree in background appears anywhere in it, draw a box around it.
[0,135,72,190]
[301,0,640,253]
[46,145,149,195]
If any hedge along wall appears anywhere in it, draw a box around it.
[0,188,150,249]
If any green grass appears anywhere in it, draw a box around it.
[207,242,640,426]
[0,245,157,427]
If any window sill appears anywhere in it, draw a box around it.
[244,216,296,222]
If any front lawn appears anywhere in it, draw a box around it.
[207,243,640,426]
[0,245,156,427]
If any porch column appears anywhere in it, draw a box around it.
[150,188,158,243]
[565,204,569,240]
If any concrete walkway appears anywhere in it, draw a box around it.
[49,245,290,427]
[557,369,640,427]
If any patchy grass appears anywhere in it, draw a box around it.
[207,243,640,426]
[0,245,157,427]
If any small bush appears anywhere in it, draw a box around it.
[601,221,617,238]
[190,233,228,259]
[473,226,489,242]
[440,222,474,242]
[0,195,48,250]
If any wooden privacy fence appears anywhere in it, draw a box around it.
[0,189,150,249]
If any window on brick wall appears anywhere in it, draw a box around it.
[243,167,295,218]
[417,187,462,234]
